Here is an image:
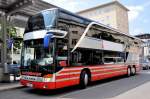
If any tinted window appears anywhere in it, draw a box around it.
[25,14,44,33]
[25,10,57,33]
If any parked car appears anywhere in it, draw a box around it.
[141,61,150,70]
[8,63,20,76]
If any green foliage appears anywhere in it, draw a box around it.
[14,38,22,50]
[7,27,17,37]
[7,26,22,51]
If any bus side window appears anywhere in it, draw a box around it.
[71,49,104,66]
[116,58,124,64]
[71,51,83,66]
[104,58,115,64]
[93,50,103,65]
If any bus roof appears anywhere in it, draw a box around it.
[38,8,142,43]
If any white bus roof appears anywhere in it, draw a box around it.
[34,8,142,43]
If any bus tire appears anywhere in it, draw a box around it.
[131,66,136,75]
[79,71,89,89]
[127,67,131,77]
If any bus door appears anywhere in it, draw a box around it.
[55,38,71,88]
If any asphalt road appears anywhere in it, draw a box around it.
[0,70,150,99]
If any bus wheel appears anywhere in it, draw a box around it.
[80,71,89,89]
[127,67,131,77]
[131,67,136,75]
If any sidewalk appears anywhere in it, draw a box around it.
[0,82,24,91]
[0,81,24,91]
[111,81,150,99]
[0,75,25,91]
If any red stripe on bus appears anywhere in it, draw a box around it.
[58,69,81,74]
[56,74,80,80]
[56,68,127,81]
[56,79,79,89]
[59,65,126,74]
[91,68,127,75]
[92,71,127,81]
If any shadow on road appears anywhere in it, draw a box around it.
[23,70,150,98]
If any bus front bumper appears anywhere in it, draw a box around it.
[20,79,55,89]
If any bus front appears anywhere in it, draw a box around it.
[20,9,67,89]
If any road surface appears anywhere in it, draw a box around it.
[0,70,150,99]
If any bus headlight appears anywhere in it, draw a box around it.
[42,78,51,82]
[42,74,53,82]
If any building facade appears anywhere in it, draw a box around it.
[135,34,150,60]
[77,1,129,34]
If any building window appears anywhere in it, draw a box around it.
[72,31,78,35]
[98,10,102,14]
[90,12,93,16]
[72,39,77,45]
[103,7,111,13]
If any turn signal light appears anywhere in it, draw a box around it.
[43,74,53,78]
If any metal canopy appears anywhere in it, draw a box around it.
[0,0,56,15]
[0,0,57,27]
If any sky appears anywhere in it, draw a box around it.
[42,0,150,36]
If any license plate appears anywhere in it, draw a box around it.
[27,83,33,87]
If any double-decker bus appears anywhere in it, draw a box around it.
[20,8,142,89]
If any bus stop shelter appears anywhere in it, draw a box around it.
[0,0,56,82]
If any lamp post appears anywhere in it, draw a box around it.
[0,39,2,47]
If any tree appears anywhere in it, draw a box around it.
[7,26,22,52]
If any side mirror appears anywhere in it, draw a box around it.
[59,61,67,67]
[44,33,53,48]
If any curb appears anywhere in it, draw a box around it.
[0,85,26,92]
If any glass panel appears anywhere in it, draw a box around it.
[25,10,57,33]
[42,10,57,29]
[21,39,54,73]
[25,14,44,33]
[56,38,68,61]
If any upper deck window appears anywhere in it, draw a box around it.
[25,10,57,33]
[25,14,44,33]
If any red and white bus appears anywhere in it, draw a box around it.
[20,8,142,89]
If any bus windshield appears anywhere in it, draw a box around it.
[25,10,57,33]
[21,39,54,72]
